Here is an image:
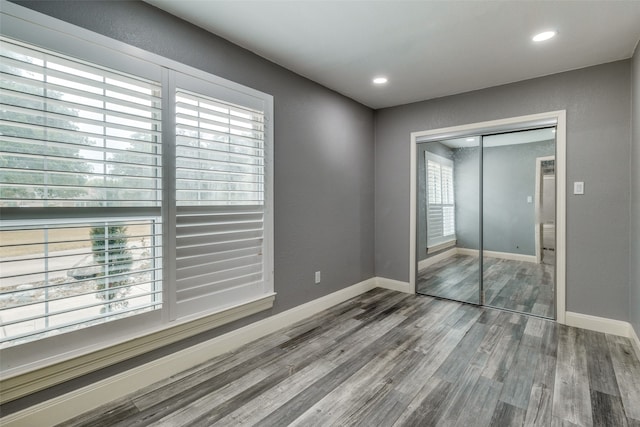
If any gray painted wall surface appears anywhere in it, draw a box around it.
[7,0,374,412]
[452,147,480,250]
[446,140,555,256]
[631,44,640,336]
[375,61,631,321]
[482,140,555,256]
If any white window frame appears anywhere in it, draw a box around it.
[425,151,456,249]
[0,1,274,403]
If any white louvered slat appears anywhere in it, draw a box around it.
[175,87,266,318]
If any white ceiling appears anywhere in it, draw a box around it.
[145,0,640,109]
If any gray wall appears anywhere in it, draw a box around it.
[631,43,640,336]
[375,60,631,321]
[482,140,555,256]
[452,147,480,250]
[6,0,374,413]
[448,140,555,256]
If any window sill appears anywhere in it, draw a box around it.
[0,293,276,404]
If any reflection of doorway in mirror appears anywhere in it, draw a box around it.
[535,156,555,265]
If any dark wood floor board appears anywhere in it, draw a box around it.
[425,310,499,423]
[490,401,527,426]
[289,334,423,426]
[130,303,374,424]
[254,324,412,426]
[412,296,464,329]
[524,380,554,427]
[628,418,640,427]
[129,344,286,417]
[210,361,335,426]
[324,351,427,427]
[394,309,481,398]
[392,377,453,427]
[524,323,557,427]
[551,416,581,427]
[129,332,291,412]
[524,316,548,338]
[584,330,621,396]
[552,326,593,426]
[607,334,640,420]
[453,375,504,427]
[52,290,640,427]
[57,400,140,427]
[353,291,412,322]
[437,365,484,425]
[590,389,629,427]
[499,331,543,409]
[282,302,364,341]
[481,311,528,382]
[150,365,277,427]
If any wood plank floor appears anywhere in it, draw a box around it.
[57,289,640,427]
[417,254,555,319]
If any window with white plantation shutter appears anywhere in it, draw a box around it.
[0,7,273,382]
[174,87,267,318]
[0,37,163,347]
[425,151,456,248]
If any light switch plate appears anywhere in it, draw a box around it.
[574,181,584,195]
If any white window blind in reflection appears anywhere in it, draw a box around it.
[175,88,266,318]
[426,152,455,248]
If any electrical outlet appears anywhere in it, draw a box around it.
[315,271,321,284]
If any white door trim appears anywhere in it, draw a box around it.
[535,155,555,264]
[410,110,567,324]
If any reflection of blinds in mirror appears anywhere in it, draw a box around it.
[426,152,455,248]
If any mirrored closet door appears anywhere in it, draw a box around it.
[416,136,480,305]
[416,128,556,319]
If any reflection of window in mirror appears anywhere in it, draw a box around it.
[425,151,456,252]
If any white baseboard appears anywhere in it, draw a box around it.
[565,311,635,339]
[375,277,413,294]
[0,278,377,427]
[418,248,457,271]
[456,248,537,263]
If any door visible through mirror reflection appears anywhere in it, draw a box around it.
[416,127,556,320]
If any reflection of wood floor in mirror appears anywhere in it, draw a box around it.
[417,254,554,319]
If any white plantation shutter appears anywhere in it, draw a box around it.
[0,8,273,378]
[174,84,270,318]
[425,152,455,248]
[0,38,163,207]
[0,37,163,346]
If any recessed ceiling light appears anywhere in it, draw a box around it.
[532,30,557,42]
[373,77,388,85]
[466,138,475,142]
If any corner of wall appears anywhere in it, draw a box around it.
[630,38,640,339]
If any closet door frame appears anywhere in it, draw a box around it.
[409,110,566,324]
